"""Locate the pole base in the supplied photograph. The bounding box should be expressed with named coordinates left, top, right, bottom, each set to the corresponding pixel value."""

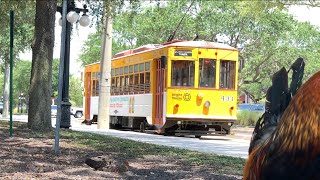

left=60, top=101, right=71, bottom=128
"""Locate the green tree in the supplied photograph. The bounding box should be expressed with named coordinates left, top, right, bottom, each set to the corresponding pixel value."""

left=52, top=58, right=60, bottom=94
left=69, top=75, right=83, bottom=107
left=78, top=0, right=143, bottom=66
left=0, top=1, right=35, bottom=117
left=28, top=0, right=56, bottom=131
left=79, top=0, right=191, bottom=65
left=13, top=60, right=31, bottom=112
left=79, top=0, right=320, bottom=102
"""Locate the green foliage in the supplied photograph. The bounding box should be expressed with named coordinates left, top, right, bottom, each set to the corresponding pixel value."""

left=49, top=59, right=83, bottom=107
left=13, top=59, right=59, bottom=98
left=78, top=32, right=102, bottom=65
left=10, top=59, right=81, bottom=109
left=52, top=58, right=60, bottom=94
left=0, top=1, right=35, bottom=64
left=79, top=0, right=320, bottom=101
left=69, top=75, right=83, bottom=107
left=0, top=73, right=3, bottom=98
left=13, top=60, right=31, bottom=106
left=235, top=111, right=263, bottom=126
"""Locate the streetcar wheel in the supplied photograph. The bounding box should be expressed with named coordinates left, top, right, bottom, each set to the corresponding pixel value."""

left=195, top=135, right=201, bottom=138
left=140, top=122, right=145, bottom=132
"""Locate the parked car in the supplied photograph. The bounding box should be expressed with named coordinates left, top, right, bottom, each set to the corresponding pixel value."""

left=51, top=105, right=57, bottom=117
left=0, top=102, right=3, bottom=114
left=238, top=103, right=265, bottom=112
left=71, top=107, right=83, bottom=118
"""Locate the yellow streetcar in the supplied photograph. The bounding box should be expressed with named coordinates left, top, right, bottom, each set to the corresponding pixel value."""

left=84, top=40, right=238, bottom=137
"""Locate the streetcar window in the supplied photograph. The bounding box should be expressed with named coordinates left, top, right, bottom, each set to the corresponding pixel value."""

left=92, top=79, right=99, bottom=96
left=129, top=65, right=133, bottom=73
left=171, top=60, right=195, bottom=87
left=139, top=73, right=144, bottom=92
left=134, top=64, right=139, bottom=73
left=134, top=74, right=139, bottom=92
left=220, top=60, right=236, bottom=89
left=145, top=72, right=150, bottom=92
left=92, top=80, right=96, bottom=96
left=116, top=77, right=120, bottom=93
left=145, top=62, right=150, bottom=71
left=111, top=77, right=115, bottom=94
left=120, top=76, right=125, bottom=93
left=111, top=69, right=114, bottom=76
left=145, top=72, right=150, bottom=84
left=139, top=63, right=144, bottom=72
left=115, top=68, right=119, bottom=76
left=199, top=59, right=216, bottom=88
left=129, top=74, right=134, bottom=92
left=95, top=80, right=100, bottom=96
left=124, top=66, right=128, bottom=74
left=119, top=67, right=123, bottom=75
left=125, top=75, right=129, bottom=93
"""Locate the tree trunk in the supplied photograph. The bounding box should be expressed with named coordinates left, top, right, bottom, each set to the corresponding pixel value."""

left=28, top=0, right=56, bottom=131
left=2, top=55, right=9, bottom=117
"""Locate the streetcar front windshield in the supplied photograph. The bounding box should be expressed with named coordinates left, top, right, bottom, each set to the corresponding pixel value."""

left=171, top=60, right=195, bottom=87
left=220, top=60, right=236, bottom=89
left=199, top=58, right=216, bottom=88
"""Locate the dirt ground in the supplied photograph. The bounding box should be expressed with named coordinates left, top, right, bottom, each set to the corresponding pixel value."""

left=0, top=125, right=243, bottom=180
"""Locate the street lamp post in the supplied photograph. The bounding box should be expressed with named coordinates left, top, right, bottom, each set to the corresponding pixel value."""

left=57, top=0, right=90, bottom=128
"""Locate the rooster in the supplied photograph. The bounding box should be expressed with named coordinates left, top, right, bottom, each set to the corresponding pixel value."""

left=243, top=58, right=320, bottom=179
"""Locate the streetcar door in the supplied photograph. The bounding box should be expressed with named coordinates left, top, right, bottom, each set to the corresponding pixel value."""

left=84, top=72, right=91, bottom=120
left=155, top=56, right=166, bottom=126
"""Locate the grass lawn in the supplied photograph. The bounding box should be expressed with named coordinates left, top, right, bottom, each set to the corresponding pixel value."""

left=0, top=120, right=245, bottom=179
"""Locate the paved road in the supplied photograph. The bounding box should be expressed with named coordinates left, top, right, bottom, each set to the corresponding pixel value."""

left=2, top=115, right=250, bottom=159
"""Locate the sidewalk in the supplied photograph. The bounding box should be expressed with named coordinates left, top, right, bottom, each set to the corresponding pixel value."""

left=70, top=120, right=249, bottom=159
left=1, top=117, right=250, bottom=158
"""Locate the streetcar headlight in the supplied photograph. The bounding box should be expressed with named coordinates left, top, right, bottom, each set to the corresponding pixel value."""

left=204, top=101, right=210, bottom=108
left=197, top=92, right=204, bottom=99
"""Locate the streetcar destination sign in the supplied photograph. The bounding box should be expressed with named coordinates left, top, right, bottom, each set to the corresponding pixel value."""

left=174, top=50, right=192, bottom=56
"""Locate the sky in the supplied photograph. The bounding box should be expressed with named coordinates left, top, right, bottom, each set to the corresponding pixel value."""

left=19, top=12, right=96, bottom=76
left=18, top=5, right=320, bottom=77
left=288, top=5, right=320, bottom=27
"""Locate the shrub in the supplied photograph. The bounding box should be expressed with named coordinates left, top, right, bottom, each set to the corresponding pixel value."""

left=235, top=111, right=263, bottom=126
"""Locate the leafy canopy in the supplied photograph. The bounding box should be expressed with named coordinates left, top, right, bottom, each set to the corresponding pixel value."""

left=79, top=0, right=320, bottom=103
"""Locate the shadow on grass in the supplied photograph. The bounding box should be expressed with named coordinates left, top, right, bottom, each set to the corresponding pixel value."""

left=0, top=120, right=244, bottom=179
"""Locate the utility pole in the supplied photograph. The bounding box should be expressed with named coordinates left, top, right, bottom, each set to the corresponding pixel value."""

left=97, top=5, right=112, bottom=129
left=9, top=10, right=14, bottom=137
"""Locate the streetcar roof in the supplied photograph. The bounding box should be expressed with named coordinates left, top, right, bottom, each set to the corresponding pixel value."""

left=85, top=40, right=237, bottom=66
left=164, top=40, right=237, bottom=51
left=85, top=62, right=100, bottom=66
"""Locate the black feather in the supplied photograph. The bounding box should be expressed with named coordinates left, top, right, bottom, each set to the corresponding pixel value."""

left=248, top=58, right=305, bottom=154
